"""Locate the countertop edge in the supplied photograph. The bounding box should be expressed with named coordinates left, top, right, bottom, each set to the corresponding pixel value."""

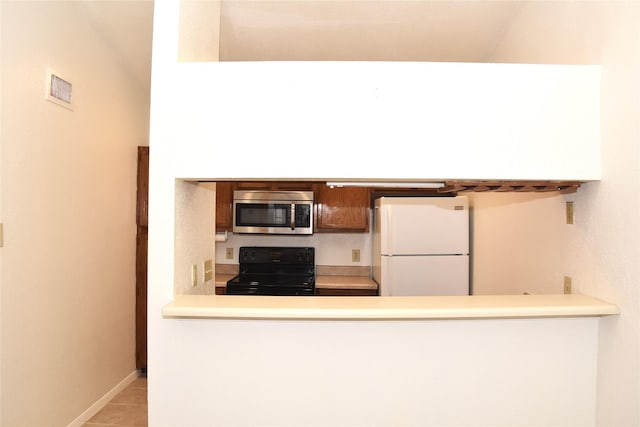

left=161, top=294, right=619, bottom=320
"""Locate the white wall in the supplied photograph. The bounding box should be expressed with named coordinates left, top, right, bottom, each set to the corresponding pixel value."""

left=0, top=2, right=150, bottom=425
left=170, top=61, right=600, bottom=182
left=152, top=316, right=600, bottom=427
left=175, top=181, right=216, bottom=295
left=572, top=22, right=640, bottom=427
left=178, top=0, right=221, bottom=62
left=490, top=3, right=640, bottom=425
left=0, top=3, right=3, bottom=421
left=148, top=1, right=608, bottom=425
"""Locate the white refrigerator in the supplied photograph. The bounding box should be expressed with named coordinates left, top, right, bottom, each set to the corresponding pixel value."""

left=372, top=196, right=470, bottom=296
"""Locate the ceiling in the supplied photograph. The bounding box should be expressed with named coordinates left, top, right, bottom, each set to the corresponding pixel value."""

left=78, top=0, right=605, bottom=95
left=79, top=0, right=155, bottom=94
left=218, top=0, right=523, bottom=62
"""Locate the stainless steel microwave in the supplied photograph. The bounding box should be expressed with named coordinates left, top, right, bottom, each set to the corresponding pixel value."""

left=232, top=190, right=314, bottom=235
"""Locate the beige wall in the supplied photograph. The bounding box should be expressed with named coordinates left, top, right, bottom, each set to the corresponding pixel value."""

left=1, top=2, right=150, bottom=425
left=468, top=192, right=570, bottom=295
left=489, top=2, right=640, bottom=425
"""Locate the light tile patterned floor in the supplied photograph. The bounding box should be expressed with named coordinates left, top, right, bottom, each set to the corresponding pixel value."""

left=84, top=376, right=148, bottom=427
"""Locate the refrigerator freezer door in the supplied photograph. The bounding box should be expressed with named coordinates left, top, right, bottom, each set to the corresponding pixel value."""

left=381, top=255, right=469, bottom=296
left=378, top=196, right=469, bottom=256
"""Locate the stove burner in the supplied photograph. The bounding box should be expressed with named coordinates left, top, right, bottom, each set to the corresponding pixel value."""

left=226, top=247, right=316, bottom=296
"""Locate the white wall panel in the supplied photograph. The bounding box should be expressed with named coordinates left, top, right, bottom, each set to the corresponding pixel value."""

left=170, top=61, right=600, bottom=182
left=150, top=316, right=598, bottom=426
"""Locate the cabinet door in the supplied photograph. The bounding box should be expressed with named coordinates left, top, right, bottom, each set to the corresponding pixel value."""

left=216, top=182, right=233, bottom=231
left=315, top=185, right=371, bottom=232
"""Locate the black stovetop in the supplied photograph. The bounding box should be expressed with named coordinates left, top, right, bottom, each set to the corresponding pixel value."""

left=225, top=247, right=316, bottom=296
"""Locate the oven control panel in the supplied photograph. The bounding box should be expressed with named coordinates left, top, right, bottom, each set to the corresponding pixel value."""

left=239, top=247, right=315, bottom=266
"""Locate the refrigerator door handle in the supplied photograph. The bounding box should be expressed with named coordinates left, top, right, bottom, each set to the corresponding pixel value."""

left=383, top=204, right=392, bottom=255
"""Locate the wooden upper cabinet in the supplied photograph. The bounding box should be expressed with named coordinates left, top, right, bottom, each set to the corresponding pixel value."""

left=215, top=181, right=370, bottom=233
left=216, top=182, right=233, bottom=231
left=315, top=185, right=371, bottom=232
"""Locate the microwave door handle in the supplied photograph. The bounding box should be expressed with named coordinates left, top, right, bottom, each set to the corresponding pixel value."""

left=290, top=203, right=295, bottom=230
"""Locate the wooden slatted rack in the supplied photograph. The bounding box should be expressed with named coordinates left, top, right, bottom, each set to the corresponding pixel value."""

left=439, top=181, right=582, bottom=194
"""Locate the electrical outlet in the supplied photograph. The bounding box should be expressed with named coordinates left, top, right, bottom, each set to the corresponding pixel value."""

left=352, top=249, right=360, bottom=262
left=204, top=259, right=213, bottom=282
left=226, top=247, right=233, bottom=260
left=191, top=264, right=198, bottom=287
left=566, top=201, right=574, bottom=224
left=563, top=276, right=572, bottom=294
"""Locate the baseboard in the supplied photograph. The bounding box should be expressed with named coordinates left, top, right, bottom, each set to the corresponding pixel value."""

left=67, top=369, right=139, bottom=427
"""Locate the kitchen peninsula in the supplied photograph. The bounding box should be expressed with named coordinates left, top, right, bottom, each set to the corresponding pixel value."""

left=162, top=293, right=618, bottom=320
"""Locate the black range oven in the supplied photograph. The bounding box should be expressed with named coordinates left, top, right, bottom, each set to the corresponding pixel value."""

left=225, top=247, right=315, bottom=296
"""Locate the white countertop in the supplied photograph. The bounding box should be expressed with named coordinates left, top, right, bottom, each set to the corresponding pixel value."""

left=162, top=293, right=618, bottom=320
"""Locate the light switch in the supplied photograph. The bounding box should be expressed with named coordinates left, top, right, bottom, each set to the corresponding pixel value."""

left=563, top=276, right=572, bottom=294
left=566, top=202, right=574, bottom=224
left=191, top=264, right=198, bottom=287
left=204, top=259, right=213, bottom=282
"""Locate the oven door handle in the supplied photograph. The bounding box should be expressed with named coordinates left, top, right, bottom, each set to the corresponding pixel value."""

left=290, top=203, right=296, bottom=230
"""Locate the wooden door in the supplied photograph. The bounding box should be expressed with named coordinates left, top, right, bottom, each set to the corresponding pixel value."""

left=136, top=146, right=148, bottom=372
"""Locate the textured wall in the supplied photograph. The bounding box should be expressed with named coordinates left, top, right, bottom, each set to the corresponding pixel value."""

left=1, top=2, right=149, bottom=425
left=490, top=3, right=640, bottom=425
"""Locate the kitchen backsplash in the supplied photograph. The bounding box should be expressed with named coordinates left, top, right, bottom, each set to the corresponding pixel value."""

left=215, top=232, right=372, bottom=267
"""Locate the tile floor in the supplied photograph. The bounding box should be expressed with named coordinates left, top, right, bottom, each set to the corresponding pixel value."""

left=83, top=375, right=148, bottom=427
